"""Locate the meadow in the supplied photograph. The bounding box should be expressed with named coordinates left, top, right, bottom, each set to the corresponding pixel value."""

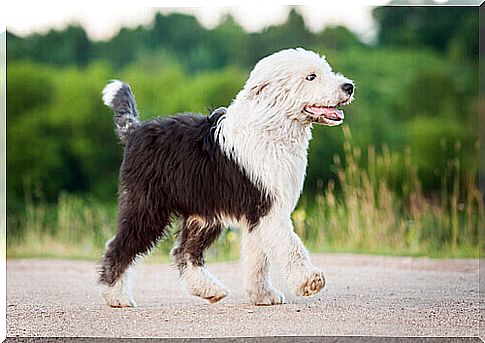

left=7, top=124, right=481, bottom=260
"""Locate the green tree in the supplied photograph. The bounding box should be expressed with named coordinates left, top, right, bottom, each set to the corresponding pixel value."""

left=8, top=25, right=93, bottom=67
left=314, top=26, right=363, bottom=51
left=373, top=6, right=478, bottom=60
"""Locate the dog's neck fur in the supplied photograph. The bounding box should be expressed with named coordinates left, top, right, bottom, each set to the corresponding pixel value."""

left=216, top=98, right=312, bottom=212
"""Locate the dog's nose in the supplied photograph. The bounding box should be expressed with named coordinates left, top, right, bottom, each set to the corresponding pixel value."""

left=341, top=83, right=354, bottom=96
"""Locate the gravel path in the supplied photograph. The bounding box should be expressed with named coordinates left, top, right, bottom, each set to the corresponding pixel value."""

left=6, top=254, right=480, bottom=338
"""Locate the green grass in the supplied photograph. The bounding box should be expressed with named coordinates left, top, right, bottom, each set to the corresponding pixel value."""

left=7, top=126, right=481, bottom=260
left=294, top=126, right=481, bottom=258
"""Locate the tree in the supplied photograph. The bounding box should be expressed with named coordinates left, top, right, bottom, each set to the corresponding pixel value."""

left=315, top=26, right=362, bottom=51
left=247, top=8, right=313, bottom=66
left=373, top=6, right=478, bottom=60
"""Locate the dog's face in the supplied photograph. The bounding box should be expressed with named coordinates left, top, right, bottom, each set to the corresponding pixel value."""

left=242, top=48, right=354, bottom=126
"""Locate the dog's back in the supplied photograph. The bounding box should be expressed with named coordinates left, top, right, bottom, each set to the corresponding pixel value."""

left=120, top=112, right=272, bottom=223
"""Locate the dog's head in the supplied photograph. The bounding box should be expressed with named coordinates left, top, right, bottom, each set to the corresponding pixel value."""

left=240, top=48, right=354, bottom=126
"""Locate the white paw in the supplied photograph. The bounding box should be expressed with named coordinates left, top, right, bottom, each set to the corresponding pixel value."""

left=102, top=287, right=137, bottom=308
left=183, top=264, right=229, bottom=303
left=248, top=288, right=285, bottom=306
left=190, top=282, right=229, bottom=304
left=295, top=270, right=325, bottom=296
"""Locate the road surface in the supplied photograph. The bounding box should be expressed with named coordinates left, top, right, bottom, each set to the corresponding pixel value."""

left=6, top=254, right=480, bottom=338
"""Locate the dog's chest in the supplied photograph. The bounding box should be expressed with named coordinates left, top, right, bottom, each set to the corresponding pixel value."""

left=230, top=130, right=309, bottom=212
left=266, top=147, right=308, bottom=211
left=218, top=112, right=312, bottom=212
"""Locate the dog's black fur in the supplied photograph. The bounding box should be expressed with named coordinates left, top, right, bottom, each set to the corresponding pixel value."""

left=99, top=87, right=273, bottom=286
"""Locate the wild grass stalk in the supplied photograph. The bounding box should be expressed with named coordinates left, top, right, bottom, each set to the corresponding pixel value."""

left=294, top=126, right=481, bottom=257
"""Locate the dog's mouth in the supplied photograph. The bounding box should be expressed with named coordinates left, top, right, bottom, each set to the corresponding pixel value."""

left=303, top=105, right=345, bottom=126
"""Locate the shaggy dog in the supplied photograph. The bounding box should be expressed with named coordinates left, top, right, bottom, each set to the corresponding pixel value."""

left=99, top=48, right=354, bottom=307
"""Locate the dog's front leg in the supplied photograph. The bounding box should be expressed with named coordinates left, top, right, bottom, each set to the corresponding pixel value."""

left=242, top=228, right=285, bottom=305
left=258, top=212, right=326, bottom=297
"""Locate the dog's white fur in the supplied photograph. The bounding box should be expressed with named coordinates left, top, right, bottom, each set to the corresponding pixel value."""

left=102, top=48, right=353, bottom=306
left=215, top=48, right=352, bottom=304
left=182, top=261, right=229, bottom=303
left=102, top=264, right=137, bottom=307
left=102, top=80, right=124, bottom=107
left=172, top=216, right=229, bottom=302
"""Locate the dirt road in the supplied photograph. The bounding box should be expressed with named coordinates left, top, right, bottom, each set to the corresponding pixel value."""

left=6, top=254, right=480, bottom=338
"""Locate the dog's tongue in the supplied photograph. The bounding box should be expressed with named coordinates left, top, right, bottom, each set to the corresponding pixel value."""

left=307, top=106, right=344, bottom=121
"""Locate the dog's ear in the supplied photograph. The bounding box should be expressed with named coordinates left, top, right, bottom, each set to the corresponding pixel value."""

left=247, top=81, right=270, bottom=100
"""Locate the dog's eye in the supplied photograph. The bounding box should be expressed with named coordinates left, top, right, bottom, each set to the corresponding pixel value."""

left=305, top=73, right=317, bottom=81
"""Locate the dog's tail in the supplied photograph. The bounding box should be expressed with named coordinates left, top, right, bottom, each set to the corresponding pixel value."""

left=102, top=80, right=140, bottom=144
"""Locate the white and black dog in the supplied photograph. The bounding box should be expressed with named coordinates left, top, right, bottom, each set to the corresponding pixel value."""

left=99, top=48, right=354, bottom=307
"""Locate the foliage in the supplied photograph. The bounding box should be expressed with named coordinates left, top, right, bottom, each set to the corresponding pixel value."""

left=9, top=7, right=477, bottom=71
left=8, top=25, right=93, bottom=67
left=372, top=6, right=478, bottom=60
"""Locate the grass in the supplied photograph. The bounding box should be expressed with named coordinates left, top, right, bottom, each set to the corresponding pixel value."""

left=294, top=126, right=481, bottom=258
left=7, top=193, right=241, bottom=262
left=7, top=126, right=482, bottom=260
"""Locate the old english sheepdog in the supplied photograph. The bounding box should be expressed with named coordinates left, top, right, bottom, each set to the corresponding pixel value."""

left=99, top=48, right=354, bottom=307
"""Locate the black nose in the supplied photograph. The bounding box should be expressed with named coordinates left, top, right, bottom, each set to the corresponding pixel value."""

left=341, top=83, right=354, bottom=96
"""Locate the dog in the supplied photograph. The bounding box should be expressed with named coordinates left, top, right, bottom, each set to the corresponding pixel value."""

left=99, top=48, right=354, bottom=307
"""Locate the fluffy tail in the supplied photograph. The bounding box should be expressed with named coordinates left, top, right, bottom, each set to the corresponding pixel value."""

left=102, top=80, right=140, bottom=144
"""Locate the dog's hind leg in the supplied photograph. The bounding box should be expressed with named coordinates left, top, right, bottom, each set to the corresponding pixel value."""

left=99, top=193, right=170, bottom=308
left=171, top=216, right=228, bottom=303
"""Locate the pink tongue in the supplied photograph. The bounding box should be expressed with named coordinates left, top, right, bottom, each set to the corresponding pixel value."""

left=310, top=106, right=344, bottom=120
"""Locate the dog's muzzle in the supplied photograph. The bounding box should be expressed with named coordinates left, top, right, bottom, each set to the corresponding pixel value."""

left=303, top=105, right=345, bottom=126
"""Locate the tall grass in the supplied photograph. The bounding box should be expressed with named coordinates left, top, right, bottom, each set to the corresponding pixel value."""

left=8, top=193, right=116, bottom=259
left=7, top=193, right=240, bottom=261
left=7, top=126, right=482, bottom=259
left=294, top=126, right=481, bottom=257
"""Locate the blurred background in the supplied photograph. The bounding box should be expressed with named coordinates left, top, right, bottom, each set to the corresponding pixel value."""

left=6, top=5, right=481, bottom=260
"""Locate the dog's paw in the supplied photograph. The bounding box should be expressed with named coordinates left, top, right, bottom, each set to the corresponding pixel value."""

left=203, top=292, right=228, bottom=304
left=191, top=283, right=229, bottom=304
left=248, top=288, right=285, bottom=306
left=183, top=264, right=229, bottom=304
left=102, top=287, right=137, bottom=308
left=295, top=270, right=326, bottom=297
